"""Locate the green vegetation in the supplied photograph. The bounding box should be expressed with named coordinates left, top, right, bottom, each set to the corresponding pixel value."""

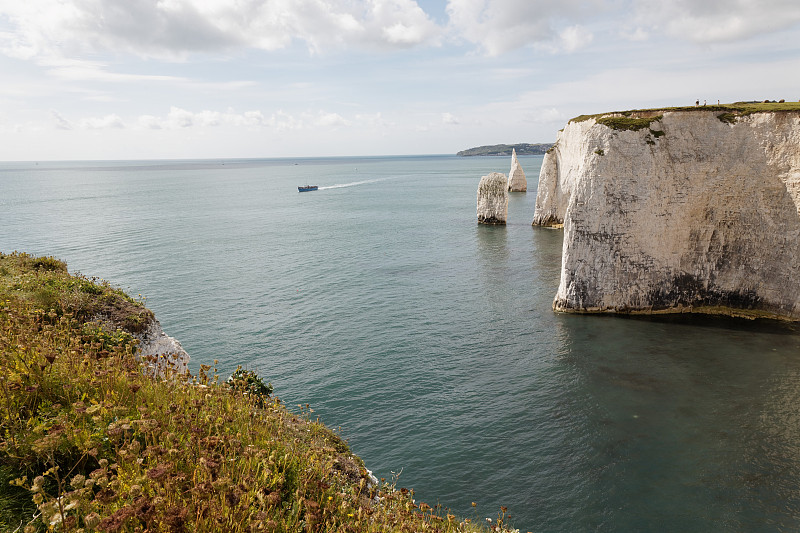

left=0, top=252, right=512, bottom=533
left=570, top=101, right=800, bottom=129
left=596, top=115, right=663, bottom=132
left=594, top=148, right=605, bottom=156
left=457, top=143, right=552, bottom=156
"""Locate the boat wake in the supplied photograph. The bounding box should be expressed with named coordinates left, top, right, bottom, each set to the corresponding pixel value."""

left=318, top=176, right=397, bottom=190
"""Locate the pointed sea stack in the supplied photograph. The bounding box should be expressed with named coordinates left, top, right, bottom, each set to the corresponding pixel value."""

left=477, top=172, right=508, bottom=224
left=507, top=148, right=527, bottom=192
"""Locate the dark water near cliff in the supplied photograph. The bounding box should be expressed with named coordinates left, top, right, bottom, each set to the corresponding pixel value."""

left=2, top=155, right=800, bottom=531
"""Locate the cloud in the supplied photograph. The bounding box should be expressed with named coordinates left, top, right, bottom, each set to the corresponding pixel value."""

left=39, top=57, right=187, bottom=83
left=315, top=112, right=350, bottom=128
left=50, top=110, right=125, bottom=130
left=0, top=0, right=443, bottom=60
left=441, top=112, right=459, bottom=125
left=445, top=0, right=603, bottom=55
left=557, top=25, right=594, bottom=53
left=631, top=0, right=800, bottom=43
left=50, top=110, right=72, bottom=130
left=138, top=107, right=259, bottom=130
left=443, top=0, right=800, bottom=55
left=78, top=114, right=125, bottom=129
left=2, top=0, right=799, bottom=65
left=355, top=112, right=395, bottom=128
left=128, top=107, right=365, bottom=132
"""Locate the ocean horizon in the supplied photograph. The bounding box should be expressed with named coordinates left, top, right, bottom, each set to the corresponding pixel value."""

left=3, top=154, right=800, bottom=531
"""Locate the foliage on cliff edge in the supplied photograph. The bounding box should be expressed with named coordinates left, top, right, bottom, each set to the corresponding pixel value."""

left=569, top=101, right=800, bottom=127
left=0, top=253, right=511, bottom=533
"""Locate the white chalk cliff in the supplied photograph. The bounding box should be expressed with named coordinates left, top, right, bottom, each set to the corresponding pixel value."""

left=477, top=172, right=509, bottom=224
left=533, top=109, right=800, bottom=320
left=135, top=319, right=190, bottom=375
left=508, top=148, right=527, bottom=192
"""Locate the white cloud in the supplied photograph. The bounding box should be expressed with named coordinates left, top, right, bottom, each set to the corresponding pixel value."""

left=50, top=110, right=72, bottom=130
left=39, top=57, right=187, bottom=83
left=126, top=107, right=366, bottom=132
left=443, top=0, right=800, bottom=55
left=315, top=112, right=350, bottom=128
left=50, top=110, right=125, bottom=130
left=632, top=0, right=800, bottom=43
left=138, top=115, right=163, bottom=130
left=445, top=0, right=602, bottom=55
left=78, top=114, right=125, bottom=129
left=530, top=107, right=564, bottom=124
left=0, top=0, right=443, bottom=60
left=355, top=112, right=396, bottom=128
left=2, top=0, right=799, bottom=64
left=620, top=27, right=649, bottom=42
left=557, top=25, right=593, bottom=53
left=441, top=112, right=459, bottom=125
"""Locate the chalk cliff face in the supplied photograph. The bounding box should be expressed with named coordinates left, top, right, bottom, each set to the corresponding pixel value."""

left=477, top=172, right=509, bottom=224
left=533, top=110, right=800, bottom=320
left=135, top=319, right=190, bottom=375
left=508, top=148, right=527, bottom=192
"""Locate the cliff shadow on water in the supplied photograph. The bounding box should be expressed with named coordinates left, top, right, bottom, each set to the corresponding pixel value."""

left=548, top=310, right=800, bottom=531
left=535, top=105, right=800, bottom=322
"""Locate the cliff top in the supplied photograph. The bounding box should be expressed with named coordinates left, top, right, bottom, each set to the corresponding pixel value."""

left=570, top=101, right=800, bottom=129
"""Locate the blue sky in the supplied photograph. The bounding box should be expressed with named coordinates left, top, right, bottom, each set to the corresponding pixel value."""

left=1, top=0, right=799, bottom=160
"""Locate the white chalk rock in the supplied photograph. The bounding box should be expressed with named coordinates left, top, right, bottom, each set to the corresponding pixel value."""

left=477, top=172, right=508, bottom=224
left=507, top=148, right=527, bottom=192
left=534, top=109, right=800, bottom=320
left=135, top=319, right=190, bottom=375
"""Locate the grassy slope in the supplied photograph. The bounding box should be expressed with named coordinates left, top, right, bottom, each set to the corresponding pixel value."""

left=0, top=253, right=508, bottom=533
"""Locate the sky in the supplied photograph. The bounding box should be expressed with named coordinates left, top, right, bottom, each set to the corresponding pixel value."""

left=1, top=0, right=799, bottom=160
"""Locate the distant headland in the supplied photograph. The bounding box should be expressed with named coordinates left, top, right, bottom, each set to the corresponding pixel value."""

left=457, top=143, right=553, bottom=156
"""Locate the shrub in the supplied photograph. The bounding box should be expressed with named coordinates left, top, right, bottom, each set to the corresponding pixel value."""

left=597, top=115, right=663, bottom=131
left=226, top=366, right=274, bottom=406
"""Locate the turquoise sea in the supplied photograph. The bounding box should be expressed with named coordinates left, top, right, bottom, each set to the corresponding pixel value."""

left=2, top=155, right=800, bottom=531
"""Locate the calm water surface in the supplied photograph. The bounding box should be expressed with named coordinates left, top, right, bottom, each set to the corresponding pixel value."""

left=2, top=155, right=800, bottom=531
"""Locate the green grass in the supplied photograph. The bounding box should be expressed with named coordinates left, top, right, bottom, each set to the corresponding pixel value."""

left=570, top=101, right=800, bottom=130
left=0, top=253, right=509, bottom=533
left=596, top=115, right=663, bottom=132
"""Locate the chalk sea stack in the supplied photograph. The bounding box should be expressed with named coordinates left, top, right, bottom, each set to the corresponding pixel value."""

left=477, top=172, right=508, bottom=224
left=534, top=105, right=800, bottom=321
left=507, top=148, right=527, bottom=192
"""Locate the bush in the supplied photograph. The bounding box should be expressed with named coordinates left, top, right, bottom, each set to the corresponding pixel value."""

left=226, top=366, right=274, bottom=406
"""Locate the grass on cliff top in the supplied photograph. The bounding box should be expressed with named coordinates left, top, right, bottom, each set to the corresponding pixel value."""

left=0, top=253, right=153, bottom=334
left=0, top=252, right=511, bottom=533
left=570, top=101, right=800, bottom=129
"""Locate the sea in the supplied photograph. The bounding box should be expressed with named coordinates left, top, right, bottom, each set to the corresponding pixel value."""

left=2, top=155, right=800, bottom=532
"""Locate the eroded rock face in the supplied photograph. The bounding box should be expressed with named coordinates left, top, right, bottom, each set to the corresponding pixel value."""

left=135, top=319, right=190, bottom=375
left=477, top=172, right=508, bottom=224
left=508, top=148, right=527, bottom=192
left=534, top=110, right=800, bottom=320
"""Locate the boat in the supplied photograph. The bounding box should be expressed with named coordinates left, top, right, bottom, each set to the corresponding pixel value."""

left=298, top=185, right=318, bottom=192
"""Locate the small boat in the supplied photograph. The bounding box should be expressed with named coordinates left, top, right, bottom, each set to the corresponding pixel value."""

left=298, top=185, right=318, bottom=192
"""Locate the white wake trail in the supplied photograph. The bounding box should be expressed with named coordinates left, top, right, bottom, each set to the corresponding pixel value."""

left=317, top=176, right=397, bottom=190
